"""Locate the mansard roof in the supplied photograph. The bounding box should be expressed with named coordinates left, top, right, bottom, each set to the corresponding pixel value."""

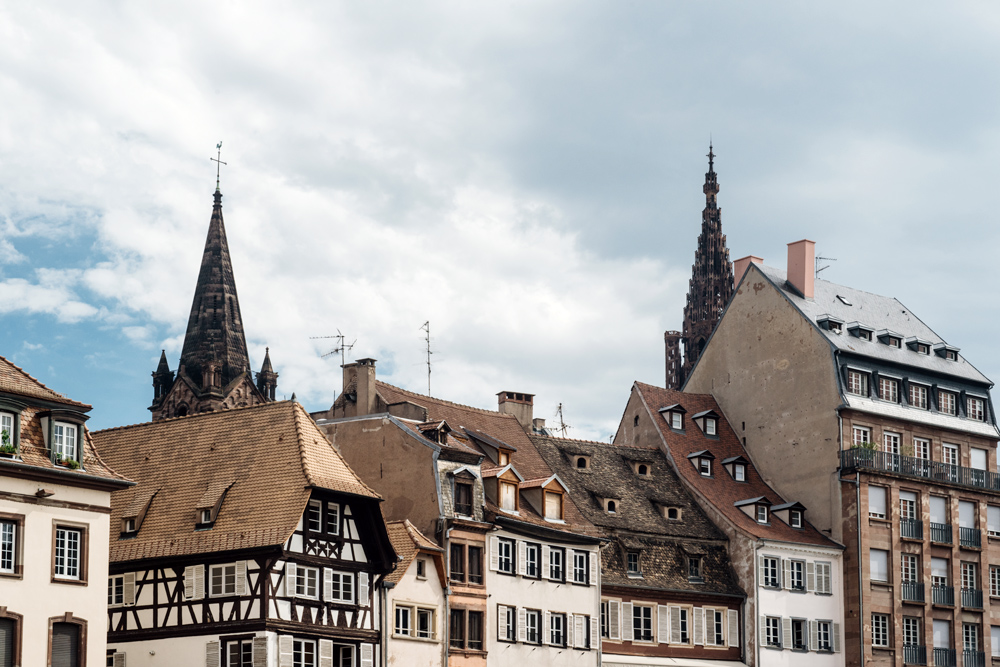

left=94, top=400, right=382, bottom=563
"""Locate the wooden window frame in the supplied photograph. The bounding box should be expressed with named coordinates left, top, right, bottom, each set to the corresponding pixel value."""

left=543, top=490, right=564, bottom=522
left=0, top=607, right=22, bottom=667
left=47, top=612, right=87, bottom=667
left=209, top=563, right=238, bottom=597
left=51, top=521, right=89, bottom=586
left=0, top=512, right=24, bottom=579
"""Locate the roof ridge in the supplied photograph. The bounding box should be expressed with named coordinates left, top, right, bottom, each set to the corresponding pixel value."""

left=0, top=354, right=89, bottom=407
left=92, top=399, right=295, bottom=434
left=531, top=434, right=659, bottom=450
left=378, top=381, right=517, bottom=420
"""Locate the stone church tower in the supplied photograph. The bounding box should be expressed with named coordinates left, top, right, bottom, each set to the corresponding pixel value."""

left=150, top=186, right=277, bottom=420
left=665, top=145, right=734, bottom=389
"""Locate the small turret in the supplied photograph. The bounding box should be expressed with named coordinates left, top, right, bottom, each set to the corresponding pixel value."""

left=256, top=347, right=278, bottom=401
left=151, top=350, right=175, bottom=407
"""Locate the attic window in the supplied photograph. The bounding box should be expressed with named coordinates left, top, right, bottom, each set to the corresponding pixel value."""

left=733, top=463, right=746, bottom=481
left=885, top=337, right=901, bottom=348
left=705, top=418, right=717, bottom=436
left=859, top=330, right=872, bottom=341
left=626, top=551, right=641, bottom=576
left=605, top=499, right=618, bottom=514
left=699, top=459, right=711, bottom=476
left=499, top=451, right=510, bottom=466
left=664, top=507, right=681, bottom=521
left=632, top=462, right=651, bottom=478
left=756, top=505, right=769, bottom=524
left=659, top=405, right=686, bottom=431
left=123, top=518, right=136, bottom=533
left=200, top=509, right=212, bottom=524
left=455, top=482, right=473, bottom=517
left=671, top=413, right=682, bottom=429
left=829, top=321, right=842, bottom=333
left=916, top=343, right=930, bottom=355
left=633, top=415, right=639, bottom=427
left=575, top=456, right=590, bottom=470
left=416, top=559, right=427, bottom=579
left=946, top=350, right=958, bottom=361
left=789, top=510, right=803, bottom=529
left=688, top=557, right=703, bottom=582
left=500, top=481, right=518, bottom=512
left=544, top=491, right=564, bottom=521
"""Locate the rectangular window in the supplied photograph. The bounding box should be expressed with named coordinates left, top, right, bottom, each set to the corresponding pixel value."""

left=959, top=500, right=975, bottom=528
left=964, top=623, right=979, bottom=651
left=450, top=544, right=465, bottom=582
left=549, top=547, right=565, bottom=581
left=678, top=607, right=689, bottom=643
left=497, top=539, right=514, bottom=574
left=817, top=621, right=832, bottom=651
left=930, top=496, right=948, bottom=524
left=395, top=605, right=412, bottom=636
left=913, top=437, right=930, bottom=460
left=962, top=561, right=979, bottom=590
left=872, top=613, right=889, bottom=647
left=939, top=390, right=957, bottom=415
left=699, top=458, right=712, bottom=476
left=705, top=418, right=717, bottom=435
left=870, top=548, right=889, bottom=582
left=524, top=543, right=540, bottom=578
left=971, top=448, right=988, bottom=471
left=909, top=384, right=929, bottom=409
left=900, top=491, right=917, bottom=520
left=791, top=618, right=806, bottom=650
left=53, top=526, right=81, bottom=580
left=292, top=639, right=316, bottom=667
left=600, top=601, right=609, bottom=639
left=449, top=609, right=466, bottom=649
left=993, top=626, right=1000, bottom=657
left=108, top=574, right=124, bottom=606
left=756, top=505, right=768, bottom=524
left=734, top=463, right=746, bottom=481
left=689, top=557, right=703, bottom=581
left=52, top=422, right=77, bottom=461
left=326, top=502, right=340, bottom=535
left=852, top=425, right=872, bottom=447
left=226, top=639, right=253, bottom=667
left=468, top=546, right=483, bottom=584
left=467, top=611, right=483, bottom=650
left=572, top=551, right=588, bottom=584
left=879, top=377, right=899, bottom=403
left=943, top=444, right=959, bottom=466
left=0, top=520, right=16, bottom=573
left=329, top=571, right=353, bottom=603
left=294, top=566, right=318, bottom=599
left=847, top=370, right=869, bottom=396
left=789, top=560, right=804, bottom=590
left=0, top=412, right=14, bottom=451
left=500, top=482, right=517, bottom=512
left=671, top=412, right=682, bottom=429
left=627, top=551, right=640, bottom=575
left=869, top=485, right=887, bottom=519
left=307, top=500, right=322, bottom=532
left=454, top=482, right=473, bottom=517
left=550, top=612, right=566, bottom=646
left=765, top=616, right=780, bottom=647
left=904, top=617, right=921, bottom=647
left=991, top=566, right=1000, bottom=597
left=418, top=608, right=434, bottom=639
left=883, top=431, right=901, bottom=455
left=931, top=557, right=949, bottom=588
left=762, top=556, right=780, bottom=588
left=968, top=397, right=985, bottom=421
left=901, top=554, right=918, bottom=583
left=632, top=605, right=653, bottom=642
left=815, top=561, right=833, bottom=594
left=525, top=609, right=540, bottom=644
left=544, top=491, right=563, bottom=520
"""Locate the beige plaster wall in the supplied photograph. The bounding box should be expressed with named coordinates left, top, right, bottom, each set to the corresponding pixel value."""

left=387, top=556, right=446, bottom=667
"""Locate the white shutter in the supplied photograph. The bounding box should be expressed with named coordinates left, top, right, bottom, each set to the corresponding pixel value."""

left=576, top=615, right=586, bottom=648
left=517, top=607, right=527, bottom=642
left=591, top=614, right=599, bottom=648
left=608, top=600, right=621, bottom=640
left=759, top=616, right=767, bottom=648
left=782, top=617, right=792, bottom=649
left=252, top=636, right=267, bottom=667
left=323, top=568, right=333, bottom=601
left=622, top=602, right=633, bottom=642
left=670, top=606, right=681, bottom=644
left=124, top=572, right=136, bottom=605
left=782, top=559, right=791, bottom=589
left=693, top=607, right=704, bottom=646
left=490, top=536, right=499, bottom=571
left=543, top=611, right=552, bottom=644
left=319, top=639, right=334, bottom=667
left=657, top=605, right=670, bottom=644
left=806, top=562, right=816, bottom=592
left=498, top=605, right=509, bottom=641
left=359, top=572, right=370, bottom=605
left=727, top=609, right=739, bottom=647
left=832, top=623, right=841, bottom=652
left=236, top=561, right=247, bottom=596
left=589, top=551, right=597, bottom=586
left=542, top=545, right=550, bottom=577
left=758, top=556, right=766, bottom=586
left=567, top=614, right=575, bottom=648
left=517, top=541, right=526, bottom=576
left=184, top=566, right=195, bottom=599
left=809, top=620, right=818, bottom=651
left=278, top=636, right=294, bottom=667
left=704, top=608, right=715, bottom=646
left=206, top=640, right=221, bottom=667
left=194, top=564, right=205, bottom=600
left=823, top=565, right=833, bottom=594
left=286, top=563, right=297, bottom=598
left=113, top=653, right=126, bottom=667
left=360, top=643, right=374, bottom=667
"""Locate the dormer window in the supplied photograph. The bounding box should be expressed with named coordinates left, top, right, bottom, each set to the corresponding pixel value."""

left=626, top=551, right=641, bottom=576
left=637, top=464, right=649, bottom=476
left=499, top=451, right=510, bottom=466
left=688, top=557, right=703, bottom=582
left=888, top=338, right=900, bottom=348
left=722, top=456, right=749, bottom=482
left=0, top=410, right=18, bottom=457
left=733, top=464, right=746, bottom=481
left=846, top=369, right=869, bottom=396
left=705, top=418, right=716, bottom=435
left=933, top=343, right=960, bottom=361
left=859, top=330, right=872, bottom=341
left=52, top=421, right=79, bottom=465
left=938, top=390, right=957, bottom=416
left=908, top=383, right=929, bottom=410
left=575, top=456, right=590, bottom=470
left=917, top=344, right=929, bottom=354
left=756, top=505, right=768, bottom=523
left=691, top=410, right=720, bottom=437
left=123, top=518, right=136, bottom=533
left=544, top=491, right=563, bottom=521
left=735, top=496, right=772, bottom=524
left=968, top=397, right=986, bottom=422
left=877, top=330, right=903, bottom=348
left=789, top=510, right=803, bottom=528
left=946, top=350, right=958, bottom=361
left=818, top=315, right=844, bottom=334
left=772, top=501, right=806, bottom=529
left=455, top=482, right=473, bottom=517
left=659, top=404, right=686, bottom=431
left=499, top=481, right=518, bottom=512
left=699, top=459, right=711, bottom=476
left=201, top=509, right=212, bottom=524
left=878, top=377, right=899, bottom=403
left=664, top=507, right=682, bottom=521
left=604, top=498, right=618, bottom=514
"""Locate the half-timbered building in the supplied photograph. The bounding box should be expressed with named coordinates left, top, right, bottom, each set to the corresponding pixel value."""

left=93, top=400, right=395, bottom=667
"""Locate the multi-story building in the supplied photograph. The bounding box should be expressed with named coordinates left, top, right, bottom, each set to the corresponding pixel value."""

left=685, top=243, right=1000, bottom=666
left=616, top=382, right=846, bottom=667
left=530, top=433, right=748, bottom=665
left=384, top=520, right=447, bottom=667
left=94, top=400, right=396, bottom=666
left=0, top=355, right=131, bottom=667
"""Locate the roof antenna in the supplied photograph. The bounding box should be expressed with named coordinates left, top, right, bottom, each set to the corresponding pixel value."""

left=816, top=254, right=837, bottom=277
left=421, top=321, right=433, bottom=395
left=310, top=331, right=356, bottom=395
left=210, top=141, right=227, bottom=192
left=555, top=403, right=572, bottom=437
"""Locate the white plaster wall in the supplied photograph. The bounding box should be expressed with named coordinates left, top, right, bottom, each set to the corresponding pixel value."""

left=757, top=543, right=845, bottom=667
left=0, top=476, right=111, bottom=667
left=386, top=556, right=445, bottom=666
left=107, top=633, right=273, bottom=666
left=486, top=530, right=601, bottom=667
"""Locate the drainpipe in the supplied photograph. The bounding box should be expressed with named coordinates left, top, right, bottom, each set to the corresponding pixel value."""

left=838, top=414, right=863, bottom=666
left=443, top=520, right=454, bottom=667
left=381, top=580, right=394, bottom=667
left=755, top=539, right=763, bottom=667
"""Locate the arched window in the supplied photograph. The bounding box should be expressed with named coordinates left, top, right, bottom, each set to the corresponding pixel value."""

left=638, top=464, right=648, bottom=476
left=576, top=457, right=588, bottom=469
left=607, top=500, right=616, bottom=514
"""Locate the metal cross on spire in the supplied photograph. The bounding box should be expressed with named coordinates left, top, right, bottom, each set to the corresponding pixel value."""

left=210, top=141, right=227, bottom=191
left=707, top=140, right=715, bottom=172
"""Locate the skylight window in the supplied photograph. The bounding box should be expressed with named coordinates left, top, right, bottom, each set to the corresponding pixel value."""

left=837, top=295, right=852, bottom=306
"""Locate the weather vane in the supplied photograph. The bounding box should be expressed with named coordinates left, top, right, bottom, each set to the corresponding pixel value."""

left=210, top=141, right=227, bottom=191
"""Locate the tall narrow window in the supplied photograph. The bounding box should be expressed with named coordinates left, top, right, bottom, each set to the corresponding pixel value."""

left=903, top=617, right=921, bottom=648
left=0, top=520, right=16, bottom=573
left=909, top=384, right=929, bottom=409
left=968, top=397, right=986, bottom=421
left=544, top=492, right=563, bottom=521
left=524, top=543, right=539, bottom=578
left=52, top=423, right=77, bottom=462
left=869, top=486, right=887, bottom=519
left=870, top=549, right=889, bottom=582
left=499, top=482, right=517, bottom=512
left=872, top=613, right=889, bottom=647
left=852, top=426, right=872, bottom=447
left=879, top=378, right=899, bottom=403
left=449, top=610, right=466, bottom=649
left=54, top=527, right=81, bottom=580
left=467, top=611, right=483, bottom=650
left=913, top=438, right=930, bottom=460
left=454, top=482, right=473, bottom=517
left=847, top=370, right=869, bottom=396
left=943, top=444, right=959, bottom=466
left=900, top=491, right=917, bottom=521
left=449, top=544, right=465, bottom=583
left=883, top=432, right=901, bottom=455
left=51, top=622, right=80, bottom=667
left=901, top=554, right=918, bottom=583
left=939, top=391, right=957, bottom=416
left=468, top=546, right=483, bottom=584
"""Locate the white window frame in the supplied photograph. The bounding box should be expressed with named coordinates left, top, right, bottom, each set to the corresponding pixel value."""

left=872, top=613, right=889, bottom=647
left=417, top=607, right=435, bottom=640
left=879, top=377, right=899, bottom=403
left=52, top=421, right=77, bottom=462
left=789, top=510, right=803, bottom=528
left=292, top=639, right=317, bottom=667
left=705, top=418, right=717, bottom=435
left=869, top=485, right=887, bottom=519
left=0, top=412, right=14, bottom=452
left=943, top=444, right=959, bottom=466
left=326, top=502, right=341, bottom=536
left=108, top=574, right=125, bottom=606
left=550, top=612, right=566, bottom=646
left=817, top=621, right=833, bottom=651
left=626, top=551, right=640, bottom=576
left=870, top=549, right=889, bottom=583
left=762, top=556, right=780, bottom=588
left=909, top=384, right=929, bottom=409
left=991, top=566, right=1000, bottom=597
left=939, top=390, right=957, bottom=416
left=852, top=425, right=872, bottom=447
left=632, top=604, right=653, bottom=642
left=699, top=458, right=712, bottom=476
left=734, top=463, right=746, bottom=481
left=53, top=526, right=81, bottom=580
left=294, top=565, right=319, bottom=599
left=904, top=617, right=921, bottom=647
left=671, top=412, right=683, bottom=429
left=962, top=561, right=979, bottom=590
left=964, top=623, right=979, bottom=652
left=395, top=604, right=413, bottom=637
left=756, top=505, right=768, bottom=524
left=968, top=397, right=986, bottom=421
left=328, top=570, right=354, bottom=603
left=901, top=554, right=918, bottom=583
left=572, top=550, right=588, bottom=584
left=525, top=609, right=541, bottom=644
left=883, top=431, right=901, bottom=455
left=814, top=561, right=832, bottom=594
left=306, top=500, right=322, bottom=532
left=210, top=563, right=238, bottom=597
left=524, top=543, right=540, bottom=578
left=847, top=370, right=869, bottom=396
left=789, top=560, right=805, bottom=590
left=0, top=520, right=15, bottom=573
left=913, top=437, right=930, bottom=460
left=497, top=538, right=514, bottom=574
left=549, top=546, right=565, bottom=581
left=765, top=616, right=780, bottom=647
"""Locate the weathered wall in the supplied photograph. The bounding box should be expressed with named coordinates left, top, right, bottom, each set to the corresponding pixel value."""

left=685, top=266, right=844, bottom=539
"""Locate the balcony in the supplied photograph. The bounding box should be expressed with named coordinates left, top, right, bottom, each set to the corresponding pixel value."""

left=930, top=522, right=952, bottom=545
left=959, top=527, right=981, bottom=549
left=931, top=584, right=954, bottom=606
left=903, top=644, right=926, bottom=665
left=841, top=449, right=1000, bottom=493
left=932, top=648, right=955, bottom=667
left=902, top=582, right=925, bottom=603
left=961, top=587, right=983, bottom=609
left=963, top=650, right=985, bottom=667
left=901, top=518, right=924, bottom=540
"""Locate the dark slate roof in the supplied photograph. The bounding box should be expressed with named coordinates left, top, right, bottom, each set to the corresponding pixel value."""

left=601, top=535, right=742, bottom=597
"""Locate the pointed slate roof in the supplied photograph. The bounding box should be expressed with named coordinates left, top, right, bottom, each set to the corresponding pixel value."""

left=178, top=190, right=250, bottom=389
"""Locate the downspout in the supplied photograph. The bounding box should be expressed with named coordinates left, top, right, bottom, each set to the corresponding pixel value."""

left=443, top=520, right=454, bottom=667
left=838, top=413, right=863, bottom=666
left=381, top=580, right=394, bottom=667
left=754, top=540, right=763, bottom=667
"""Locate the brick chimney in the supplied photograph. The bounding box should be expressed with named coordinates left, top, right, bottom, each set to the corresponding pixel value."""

left=786, top=240, right=815, bottom=299
left=342, top=358, right=378, bottom=417
left=733, top=255, right=763, bottom=282
left=498, top=391, right=534, bottom=432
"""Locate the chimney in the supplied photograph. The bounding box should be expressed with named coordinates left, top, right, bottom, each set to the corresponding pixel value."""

left=342, top=358, right=378, bottom=417
left=786, top=240, right=815, bottom=299
left=733, top=255, right=764, bottom=283
left=497, top=391, right=534, bottom=432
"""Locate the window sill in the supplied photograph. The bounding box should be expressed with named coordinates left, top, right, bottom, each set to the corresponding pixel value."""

left=393, top=634, right=439, bottom=643
left=0, top=570, right=22, bottom=580
left=871, top=580, right=892, bottom=589
left=51, top=576, right=87, bottom=586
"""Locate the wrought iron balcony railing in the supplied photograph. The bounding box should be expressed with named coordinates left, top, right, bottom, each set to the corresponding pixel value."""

left=930, top=522, right=952, bottom=544
left=932, top=647, right=955, bottom=667
left=931, top=584, right=954, bottom=606
left=962, top=650, right=984, bottom=667
left=961, top=587, right=983, bottom=609
left=841, top=449, right=1000, bottom=493
left=901, top=518, right=924, bottom=539
left=902, top=581, right=925, bottom=603
left=902, top=644, right=926, bottom=665
left=959, top=526, right=981, bottom=548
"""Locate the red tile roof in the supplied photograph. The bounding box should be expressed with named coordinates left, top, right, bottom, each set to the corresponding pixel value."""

left=385, top=519, right=443, bottom=586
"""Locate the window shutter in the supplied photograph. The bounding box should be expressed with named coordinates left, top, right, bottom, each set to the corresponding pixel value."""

left=113, top=653, right=126, bottom=667
left=490, top=536, right=499, bottom=571
left=517, top=607, right=526, bottom=642
left=323, top=568, right=332, bottom=601
left=576, top=615, right=586, bottom=648
left=498, top=605, right=508, bottom=641
left=657, top=605, right=670, bottom=644
left=693, top=607, right=704, bottom=646
left=360, top=643, right=374, bottom=667
left=252, top=636, right=267, bottom=667
left=704, top=608, right=714, bottom=646
left=758, top=556, right=766, bottom=586
left=809, top=621, right=818, bottom=651
left=589, top=551, right=597, bottom=586
left=759, top=616, right=767, bottom=648
left=621, top=603, right=633, bottom=642
left=591, top=614, right=599, bottom=648
left=782, top=617, right=792, bottom=649
left=517, top=541, right=526, bottom=576
left=541, top=545, right=550, bottom=576
left=286, top=562, right=297, bottom=598
left=670, top=606, right=681, bottom=644
left=236, top=560, right=247, bottom=596
left=832, top=623, right=841, bottom=652
left=727, top=609, right=739, bottom=647
left=806, top=562, right=816, bottom=592
left=567, top=614, right=575, bottom=648
left=359, top=572, right=370, bottom=606
left=278, top=636, right=294, bottom=667
left=194, top=564, right=205, bottom=600
left=823, top=565, right=833, bottom=594
left=183, top=566, right=195, bottom=599
left=124, top=572, right=136, bottom=605
left=206, top=641, right=221, bottom=667
left=608, top=600, right=620, bottom=641
left=319, top=639, right=334, bottom=667
left=543, top=611, right=552, bottom=644
left=782, top=559, right=791, bottom=589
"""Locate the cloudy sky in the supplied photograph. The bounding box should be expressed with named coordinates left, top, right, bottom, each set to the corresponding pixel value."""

left=2, top=2, right=998, bottom=438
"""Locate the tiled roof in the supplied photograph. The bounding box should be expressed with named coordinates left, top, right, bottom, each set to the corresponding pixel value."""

left=0, top=355, right=90, bottom=408
left=602, top=535, right=742, bottom=596
left=385, top=519, right=442, bottom=586
left=93, top=401, right=380, bottom=563
left=633, top=382, right=839, bottom=548
left=754, top=264, right=991, bottom=385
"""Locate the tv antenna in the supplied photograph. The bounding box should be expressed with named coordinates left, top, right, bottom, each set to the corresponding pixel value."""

left=421, top=321, right=433, bottom=395
left=555, top=403, right=572, bottom=437
left=816, top=254, right=837, bottom=277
